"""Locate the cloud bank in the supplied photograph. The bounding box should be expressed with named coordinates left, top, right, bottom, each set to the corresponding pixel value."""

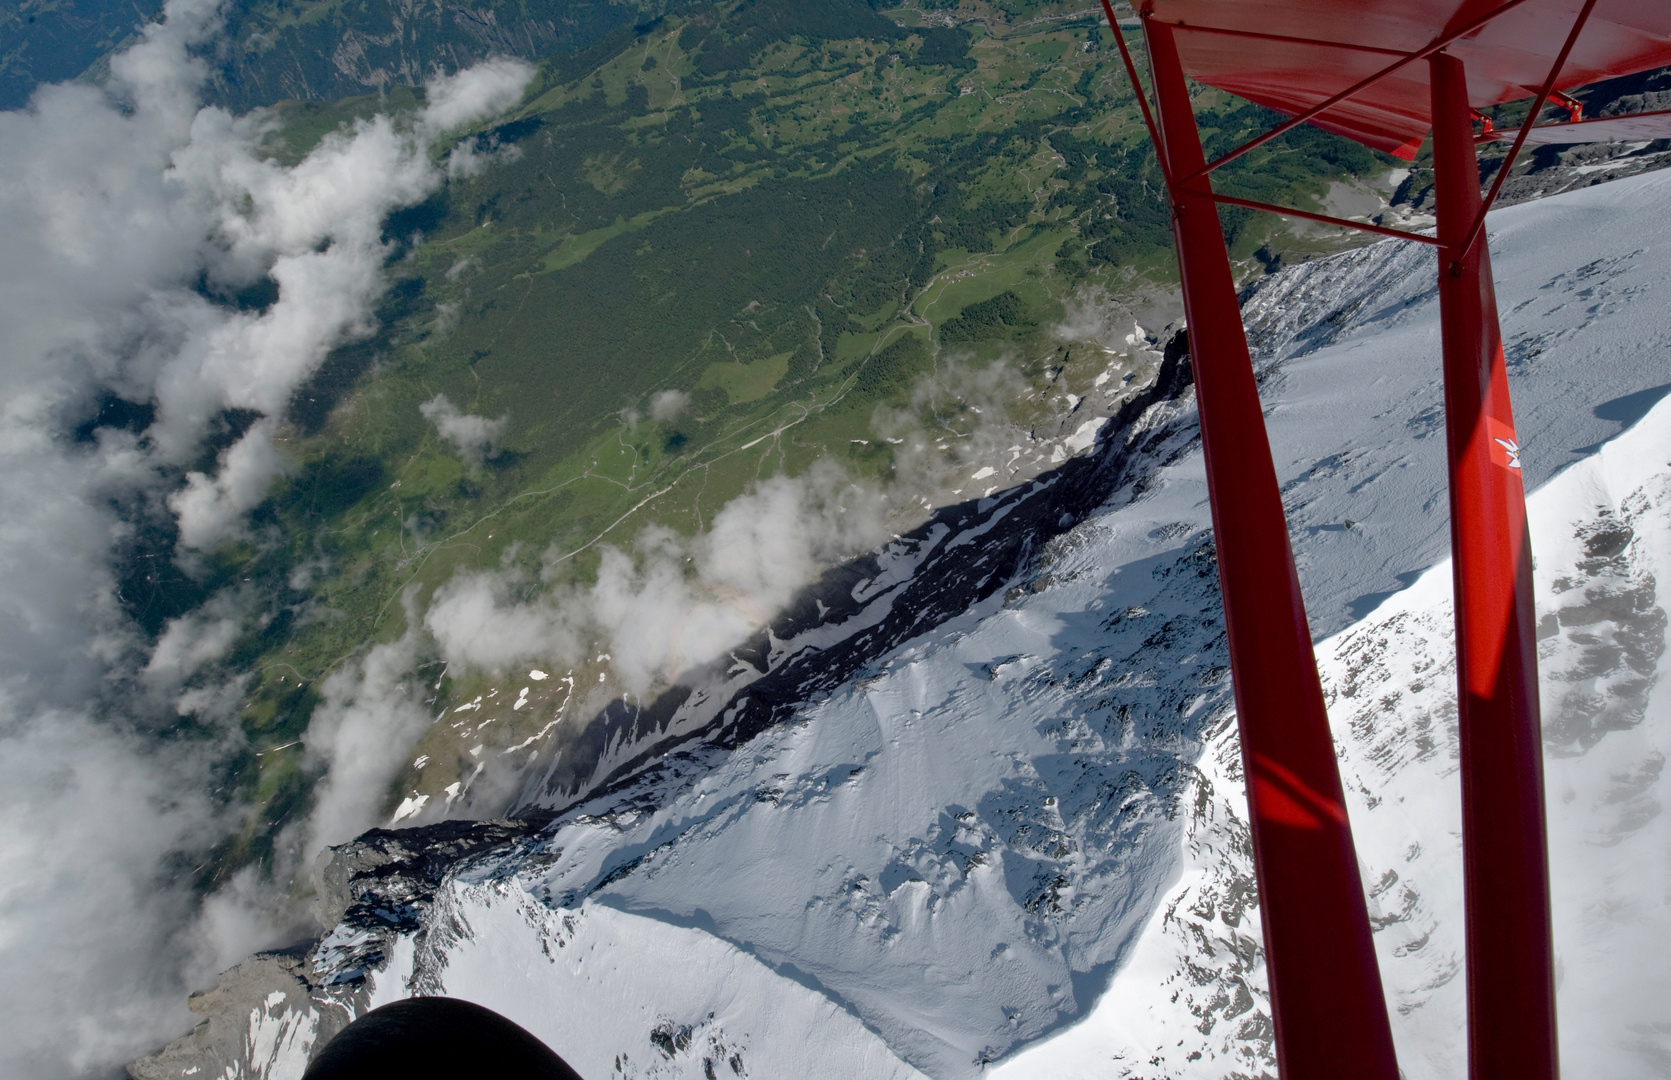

left=0, top=1, right=532, bottom=1073
left=0, top=5, right=1108, bottom=1073
left=649, top=388, right=691, bottom=422
left=302, top=613, right=434, bottom=860
left=425, top=462, right=889, bottom=696
left=421, top=393, right=508, bottom=469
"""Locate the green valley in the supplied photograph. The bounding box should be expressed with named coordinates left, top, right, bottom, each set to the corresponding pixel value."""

left=161, top=0, right=1404, bottom=879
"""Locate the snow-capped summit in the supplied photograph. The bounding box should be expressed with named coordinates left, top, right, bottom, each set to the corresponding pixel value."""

left=134, top=168, right=1671, bottom=1080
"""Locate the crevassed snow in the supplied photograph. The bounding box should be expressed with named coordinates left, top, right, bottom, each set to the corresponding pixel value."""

left=236, top=989, right=319, bottom=1080
left=1344, top=398, right=1671, bottom=1079
left=296, top=168, right=1671, bottom=1080
left=368, top=884, right=929, bottom=1080
left=1063, top=416, right=1109, bottom=455
left=999, top=371, right=1671, bottom=1080
left=1243, top=168, right=1671, bottom=637
left=389, top=794, right=428, bottom=824
left=995, top=168, right=1671, bottom=1079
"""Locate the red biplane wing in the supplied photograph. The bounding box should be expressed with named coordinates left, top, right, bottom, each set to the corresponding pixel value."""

left=1099, top=6, right=1671, bottom=1078
left=1146, top=0, right=1671, bottom=157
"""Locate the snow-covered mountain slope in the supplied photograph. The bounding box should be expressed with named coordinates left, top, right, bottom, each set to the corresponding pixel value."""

left=505, top=341, right=1196, bottom=821
left=993, top=169, right=1671, bottom=1080
left=137, top=168, right=1671, bottom=1080
left=1242, top=171, right=1671, bottom=637
left=993, top=342, right=1671, bottom=1080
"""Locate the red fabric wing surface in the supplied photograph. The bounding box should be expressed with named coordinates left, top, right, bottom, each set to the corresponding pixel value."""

left=1148, top=0, right=1671, bottom=157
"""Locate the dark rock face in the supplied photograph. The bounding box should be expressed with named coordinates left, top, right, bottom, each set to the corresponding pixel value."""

left=1540, top=508, right=1668, bottom=755
left=310, top=817, right=557, bottom=985
left=516, top=331, right=1196, bottom=815
left=1387, top=64, right=1671, bottom=217
left=128, top=818, right=554, bottom=1080
left=126, top=950, right=341, bottom=1080
left=129, top=331, right=1201, bottom=1080
left=313, top=818, right=550, bottom=929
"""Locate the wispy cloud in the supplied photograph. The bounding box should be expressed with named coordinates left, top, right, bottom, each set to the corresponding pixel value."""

left=421, top=393, right=509, bottom=470
left=424, top=461, right=889, bottom=697
left=0, top=0, right=533, bottom=1071
left=302, top=603, right=434, bottom=859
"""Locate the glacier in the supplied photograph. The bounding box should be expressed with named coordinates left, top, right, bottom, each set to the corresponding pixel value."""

left=135, top=168, right=1671, bottom=1080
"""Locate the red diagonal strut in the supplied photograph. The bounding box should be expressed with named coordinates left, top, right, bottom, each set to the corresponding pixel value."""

left=1205, top=192, right=1443, bottom=246
left=1429, top=50, right=1558, bottom=1080
left=1174, top=0, right=1537, bottom=185
left=1453, top=0, right=1600, bottom=265
left=1137, top=14, right=1401, bottom=1080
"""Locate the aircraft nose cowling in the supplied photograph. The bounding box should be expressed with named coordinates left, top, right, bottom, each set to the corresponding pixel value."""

left=302, top=996, right=586, bottom=1080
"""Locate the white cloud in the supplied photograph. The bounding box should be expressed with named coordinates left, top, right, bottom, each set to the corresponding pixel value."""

left=425, top=462, right=887, bottom=694
left=301, top=617, right=434, bottom=859
left=420, top=393, right=508, bottom=469
left=425, top=568, right=580, bottom=672
left=0, top=704, right=219, bottom=1078
left=870, top=358, right=1035, bottom=501
left=1051, top=284, right=1150, bottom=352
left=418, top=57, right=536, bottom=136
left=168, top=417, right=290, bottom=549
left=144, top=604, right=242, bottom=689
left=182, top=865, right=314, bottom=993
left=447, top=136, right=525, bottom=179
left=650, top=388, right=690, bottom=422
left=0, top=0, right=537, bottom=1071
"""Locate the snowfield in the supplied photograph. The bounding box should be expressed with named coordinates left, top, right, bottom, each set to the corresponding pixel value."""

left=186, top=169, right=1671, bottom=1080
left=998, top=204, right=1671, bottom=1076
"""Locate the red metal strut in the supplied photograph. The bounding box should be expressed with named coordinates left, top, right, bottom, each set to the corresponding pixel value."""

left=1141, top=18, right=1400, bottom=1080
left=1430, top=50, right=1558, bottom=1080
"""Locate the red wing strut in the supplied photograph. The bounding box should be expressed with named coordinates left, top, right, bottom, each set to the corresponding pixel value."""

left=1147, top=0, right=1671, bottom=158
left=1099, top=2, right=1671, bottom=1079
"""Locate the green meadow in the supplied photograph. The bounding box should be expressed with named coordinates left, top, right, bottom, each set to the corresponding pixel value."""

left=184, top=0, right=1398, bottom=876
